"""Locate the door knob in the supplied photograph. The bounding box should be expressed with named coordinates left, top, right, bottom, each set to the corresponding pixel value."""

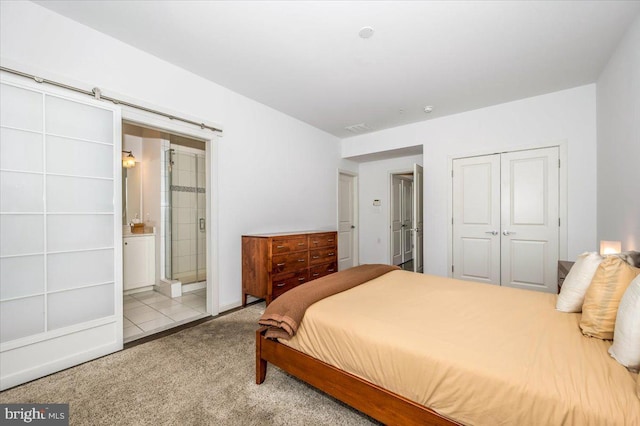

left=351, top=225, right=356, bottom=229
left=485, top=231, right=498, bottom=236
left=503, top=230, right=516, bottom=236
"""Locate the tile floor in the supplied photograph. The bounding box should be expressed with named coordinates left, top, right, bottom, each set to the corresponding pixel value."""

left=123, top=288, right=207, bottom=342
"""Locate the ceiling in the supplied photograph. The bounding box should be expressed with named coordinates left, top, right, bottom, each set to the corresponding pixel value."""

left=36, top=1, right=640, bottom=138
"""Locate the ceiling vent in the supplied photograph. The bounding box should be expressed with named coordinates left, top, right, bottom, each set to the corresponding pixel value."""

left=345, top=123, right=372, bottom=134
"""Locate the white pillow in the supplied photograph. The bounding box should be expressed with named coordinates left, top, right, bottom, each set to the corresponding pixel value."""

left=608, top=275, right=640, bottom=371
left=556, top=252, right=603, bottom=312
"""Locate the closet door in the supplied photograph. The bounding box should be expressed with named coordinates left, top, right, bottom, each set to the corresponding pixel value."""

left=0, top=77, right=122, bottom=390
left=500, top=147, right=559, bottom=293
left=452, top=155, right=501, bottom=284
left=452, top=148, right=559, bottom=293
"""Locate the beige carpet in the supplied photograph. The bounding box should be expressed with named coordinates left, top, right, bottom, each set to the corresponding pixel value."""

left=0, top=303, right=378, bottom=425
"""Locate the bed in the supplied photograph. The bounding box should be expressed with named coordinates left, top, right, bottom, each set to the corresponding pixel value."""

left=256, top=266, right=640, bottom=425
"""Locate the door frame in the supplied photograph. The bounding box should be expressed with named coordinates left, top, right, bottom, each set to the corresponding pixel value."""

left=337, top=169, right=359, bottom=269
left=446, top=141, right=568, bottom=278
left=122, top=107, right=220, bottom=317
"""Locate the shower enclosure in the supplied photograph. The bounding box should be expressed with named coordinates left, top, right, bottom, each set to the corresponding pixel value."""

left=164, top=147, right=206, bottom=285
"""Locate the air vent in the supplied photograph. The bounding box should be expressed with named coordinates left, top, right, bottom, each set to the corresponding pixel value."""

left=345, top=123, right=372, bottom=134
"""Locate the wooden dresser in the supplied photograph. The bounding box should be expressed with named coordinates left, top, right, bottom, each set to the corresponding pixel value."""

left=242, top=231, right=338, bottom=305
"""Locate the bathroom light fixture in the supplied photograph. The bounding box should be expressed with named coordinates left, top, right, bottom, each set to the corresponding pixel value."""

left=122, top=150, right=136, bottom=168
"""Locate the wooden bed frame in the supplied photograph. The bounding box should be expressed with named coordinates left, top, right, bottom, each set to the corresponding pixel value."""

left=256, top=327, right=459, bottom=426
left=256, top=264, right=576, bottom=425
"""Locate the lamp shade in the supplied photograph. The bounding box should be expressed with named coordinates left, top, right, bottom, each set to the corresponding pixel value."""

left=122, top=152, right=136, bottom=168
left=600, top=240, right=622, bottom=255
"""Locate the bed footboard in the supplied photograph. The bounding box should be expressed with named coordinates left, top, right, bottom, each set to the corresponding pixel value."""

left=255, top=327, right=458, bottom=426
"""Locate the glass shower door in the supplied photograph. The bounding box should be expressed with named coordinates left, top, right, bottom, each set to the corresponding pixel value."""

left=195, top=153, right=206, bottom=283
left=165, top=148, right=206, bottom=285
left=164, top=148, right=173, bottom=281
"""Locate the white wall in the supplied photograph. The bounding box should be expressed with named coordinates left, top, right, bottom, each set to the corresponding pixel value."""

left=596, top=15, right=640, bottom=251
left=0, top=1, right=342, bottom=311
left=140, top=130, right=163, bottom=284
left=343, top=85, right=598, bottom=276
left=358, top=155, right=423, bottom=264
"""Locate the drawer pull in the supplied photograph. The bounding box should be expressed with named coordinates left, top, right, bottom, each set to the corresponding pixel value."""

left=328, top=239, right=334, bottom=242
left=276, top=262, right=285, bottom=267
left=298, top=258, right=305, bottom=262
left=276, top=245, right=285, bottom=249
left=312, top=256, right=320, bottom=259
left=298, top=242, right=305, bottom=246
left=276, top=283, right=286, bottom=287
left=312, top=273, right=319, bottom=277
left=328, top=252, right=335, bottom=256
left=298, top=277, right=305, bottom=281
left=312, top=241, right=319, bottom=244
left=328, top=269, right=335, bottom=272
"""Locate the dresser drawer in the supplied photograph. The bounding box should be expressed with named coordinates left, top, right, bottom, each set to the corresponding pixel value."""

left=309, top=262, right=337, bottom=280
left=308, top=233, right=337, bottom=249
left=309, top=248, right=337, bottom=265
left=272, top=270, right=308, bottom=298
left=272, top=237, right=307, bottom=254
left=243, top=231, right=337, bottom=306
left=272, top=252, right=308, bottom=274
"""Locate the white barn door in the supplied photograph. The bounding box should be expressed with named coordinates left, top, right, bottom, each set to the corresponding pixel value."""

left=452, top=148, right=559, bottom=293
left=0, top=77, right=122, bottom=390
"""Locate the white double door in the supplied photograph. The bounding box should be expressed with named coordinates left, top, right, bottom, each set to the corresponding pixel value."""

left=452, top=147, right=559, bottom=293
left=391, top=164, right=424, bottom=272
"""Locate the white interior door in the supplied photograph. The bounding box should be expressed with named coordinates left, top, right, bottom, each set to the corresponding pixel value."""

left=391, top=175, right=403, bottom=265
left=0, top=77, right=122, bottom=390
left=412, top=164, right=424, bottom=273
left=338, top=172, right=357, bottom=270
left=501, top=147, right=559, bottom=293
left=452, top=155, right=501, bottom=284
left=452, top=148, right=559, bottom=292
left=402, top=179, right=413, bottom=262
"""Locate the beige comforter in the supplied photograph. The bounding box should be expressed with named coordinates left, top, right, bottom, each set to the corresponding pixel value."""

left=259, top=264, right=399, bottom=339
left=280, top=270, right=640, bottom=425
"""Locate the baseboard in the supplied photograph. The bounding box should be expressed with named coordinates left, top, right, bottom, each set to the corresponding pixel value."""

left=182, top=281, right=206, bottom=293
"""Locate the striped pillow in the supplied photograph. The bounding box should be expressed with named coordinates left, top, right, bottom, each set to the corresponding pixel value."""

left=580, top=256, right=640, bottom=339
